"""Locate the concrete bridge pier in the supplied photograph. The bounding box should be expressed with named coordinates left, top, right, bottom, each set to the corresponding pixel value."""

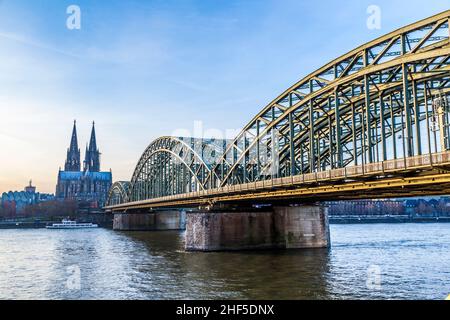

left=185, top=205, right=330, bottom=251
left=113, top=210, right=186, bottom=231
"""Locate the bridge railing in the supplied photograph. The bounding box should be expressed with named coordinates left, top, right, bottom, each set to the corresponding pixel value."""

left=238, top=150, right=445, bottom=194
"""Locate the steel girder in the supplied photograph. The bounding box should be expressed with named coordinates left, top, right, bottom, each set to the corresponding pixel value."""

left=205, top=10, right=450, bottom=188
left=128, top=137, right=224, bottom=201
left=109, top=10, right=450, bottom=206
left=106, top=181, right=130, bottom=206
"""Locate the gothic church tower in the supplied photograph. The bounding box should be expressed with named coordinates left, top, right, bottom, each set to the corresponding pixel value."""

left=83, top=122, right=101, bottom=172
left=64, top=120, right=81, bottom=171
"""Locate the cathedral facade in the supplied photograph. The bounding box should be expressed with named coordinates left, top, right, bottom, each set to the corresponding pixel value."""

left=56, top=121, right=112, bottom=208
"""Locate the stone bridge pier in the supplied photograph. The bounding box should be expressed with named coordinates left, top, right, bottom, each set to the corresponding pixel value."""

left=185, top=205, right=330, bottom=251
left=113, top=210, right=186, bottom=231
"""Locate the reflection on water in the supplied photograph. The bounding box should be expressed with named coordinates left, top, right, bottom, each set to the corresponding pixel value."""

left=0, top=223, right=449, bottom=300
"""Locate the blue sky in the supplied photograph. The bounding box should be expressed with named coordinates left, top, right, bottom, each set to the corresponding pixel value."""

left=0, top=0, right=449, bottom=193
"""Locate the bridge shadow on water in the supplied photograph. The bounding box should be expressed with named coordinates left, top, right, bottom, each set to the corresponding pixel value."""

left=120, top=230, right=332, bottom=300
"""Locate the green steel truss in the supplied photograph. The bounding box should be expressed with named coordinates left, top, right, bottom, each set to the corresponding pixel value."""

left=107, top=10, right=450, bottom=206
left=127, top=137, right=225, bottom=202
left=106, top=181, right=130, bottom=206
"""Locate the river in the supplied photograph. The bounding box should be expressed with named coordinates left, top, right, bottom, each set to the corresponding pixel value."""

left=0, top=223, right=449, bottom=300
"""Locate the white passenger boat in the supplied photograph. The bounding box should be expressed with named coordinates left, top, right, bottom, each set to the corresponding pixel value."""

left=46, top=219, right=98, bottom=229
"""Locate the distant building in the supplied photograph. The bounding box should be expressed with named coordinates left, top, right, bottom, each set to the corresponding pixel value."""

left=24, top=180, right=36, bottom=193
left=55, top=121, right=112, bottom=208
left=327, top=199, right=405, bottom=217
left=327, top=197, right=450, bottom=218
left=1, top=180, right=54, bottom=215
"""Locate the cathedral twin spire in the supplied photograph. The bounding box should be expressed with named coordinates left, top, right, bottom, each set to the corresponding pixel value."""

left=64, top=120, right=81, bottom=171
left=84, top=122, right=101, bottom=172
left=64, top=121, right=101, bottom=173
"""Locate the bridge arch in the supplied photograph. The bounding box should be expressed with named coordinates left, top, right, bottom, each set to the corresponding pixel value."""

left=106, top=181, right=130, bottom=206
left=128, top=136, right=223, bottom=202
left=106, top=11, right=450, bottom=209
left=205, top=10, right=450, bottom=188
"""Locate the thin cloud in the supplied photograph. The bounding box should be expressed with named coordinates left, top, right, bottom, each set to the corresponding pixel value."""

left=0, top=31, right=81, bottom=59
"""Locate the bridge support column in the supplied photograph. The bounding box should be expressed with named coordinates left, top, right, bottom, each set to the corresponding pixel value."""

left=113, top=211, right=186, bottom=231
left=185, top=205, right=330, bottom=251
left=273, top=206, right=330, bottom=249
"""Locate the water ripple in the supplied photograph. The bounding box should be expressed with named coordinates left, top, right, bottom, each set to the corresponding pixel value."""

left=0, top=223, right=449, bottom=300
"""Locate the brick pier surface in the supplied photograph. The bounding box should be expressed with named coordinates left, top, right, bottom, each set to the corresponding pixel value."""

left=185, top=206, right=330, bottom=251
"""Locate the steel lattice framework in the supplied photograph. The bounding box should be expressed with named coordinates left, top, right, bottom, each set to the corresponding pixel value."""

left=106, top=181, right=130, bottom=205
left=208, top=10, right=450, bottom=188
left=106, top=10, right=450, bottom=208
left=127, top=136, right=226, bottom=202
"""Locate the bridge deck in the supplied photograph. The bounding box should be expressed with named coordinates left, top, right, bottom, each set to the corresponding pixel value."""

left=106, top=151, right=450, bottom=211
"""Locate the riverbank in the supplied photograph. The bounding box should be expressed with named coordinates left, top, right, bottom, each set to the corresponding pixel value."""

left=0, top=214, right=113, bottom=229
left=329, top=216, right=450, bottom=224
left=2, top=215, right=449, bottom=229
left=0, top=221, right=48, bottom=229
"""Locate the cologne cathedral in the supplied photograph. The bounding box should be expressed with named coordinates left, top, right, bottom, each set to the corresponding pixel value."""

left=56, top=121, right=112, bottom=208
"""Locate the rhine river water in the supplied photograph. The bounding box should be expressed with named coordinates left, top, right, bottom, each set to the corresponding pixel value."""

left=0, top=223, right=449, bottom=300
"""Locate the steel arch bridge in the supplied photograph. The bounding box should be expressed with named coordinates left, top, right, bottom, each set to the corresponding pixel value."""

left=106, top=181, right=130, bottom=206
left=106, top=10, right=450, bottom=211
left=125, top=136, right=226, bottom=202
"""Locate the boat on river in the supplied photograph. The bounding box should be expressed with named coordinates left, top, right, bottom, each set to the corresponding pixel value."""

left=46, top=219, right=98, bottom=229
